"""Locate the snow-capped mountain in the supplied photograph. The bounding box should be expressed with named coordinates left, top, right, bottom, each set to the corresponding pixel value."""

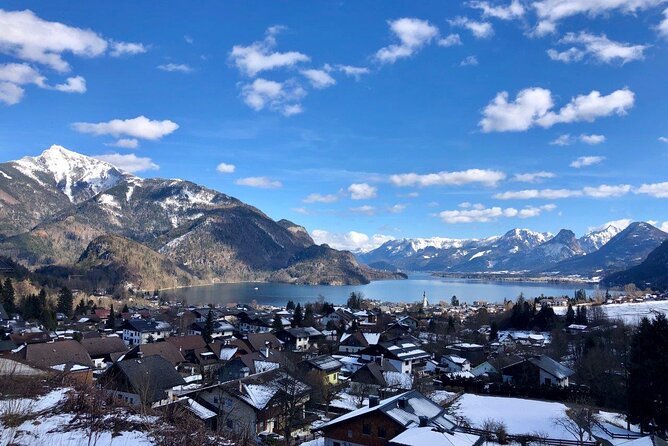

left=11, top=145, right=131, bottom=203
left=578, top=224, right=625, bottom=253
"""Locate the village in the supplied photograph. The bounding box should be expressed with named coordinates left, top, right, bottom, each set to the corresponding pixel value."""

left=1, top=282, right=667, bottom=446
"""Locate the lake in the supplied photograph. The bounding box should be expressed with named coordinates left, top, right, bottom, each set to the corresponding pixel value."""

left=167, top=274, right=600, bottom=307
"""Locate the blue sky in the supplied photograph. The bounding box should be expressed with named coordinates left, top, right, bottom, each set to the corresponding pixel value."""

left=1, top=1, right=668, bottom=251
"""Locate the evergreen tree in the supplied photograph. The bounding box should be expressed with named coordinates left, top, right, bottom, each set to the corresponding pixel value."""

left=286, top=300, right=295, bottom=311
left=121, top=303, right=129, bottom=313
left=39, top=308, right=56, bottom=330
left=347, top=292, right=363, bottom=310
left=451, top=295, right=460, bottom=307
left=1, top=277, right=15, bottom=314
left=105, top=304, right=116, bottom=330
left=489, top=320, right=499, bottom=341
left=57, top=287, right=74, bottom=317
left=292, top=303, right=303, bottom=327
left=202, top=310, right=215, bottom=344
left=303, top=304, right=315, bottom=327
left=566, top=303, right=575, bottom=325
left=272, top=313, right=284, bottom=331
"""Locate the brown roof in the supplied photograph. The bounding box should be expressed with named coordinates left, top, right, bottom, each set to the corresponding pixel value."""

left=166, top=335, right=207, bottom=352
left=244, top=333, right=283, bottom=352
left=139, top=342, right=185, bottom=367
left=21, top=340, right=93, bottom=368
left=80, top=337, right=128, bottom=358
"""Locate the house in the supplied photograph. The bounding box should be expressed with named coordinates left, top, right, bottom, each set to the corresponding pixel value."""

left=124, top=342, right=187, bottom=367
left=80, top=336, right=128, bottom=370
left=100, top=355, right=186, bottom=406
left=188, top=320, right=235, bottom=338
left=389, top=427, right=483, bottom=446
left=445, top=343, right=486, bottom=366
left=317, top=390, right=478, bottom=446
left=440, top=355, right=471, bottom=373
left=321, top=308, right=355, bottom=329
left=242, top=333, right=284, bottom=352
left=276, top=327, right=322, bottom=351
left=339, top=332, right=381, bottom=354
left=237, top=312, right=274, bottom=333
left=194, top=369, right=311, bottom=438
left=121, top=319, right=172, bottom=345
left=470, top=361, right=498, bottom=379
left=301, top=355, right=343, bottom=385
left=15, top=339, right=94, bottom=382
left=502, top=355, right=574, bottom=387
left=360, top=341, right=430, bottom=375
left=218, top=349, right=286, bottom=381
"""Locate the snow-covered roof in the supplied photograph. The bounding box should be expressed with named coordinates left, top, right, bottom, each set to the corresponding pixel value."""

left=181, top=397, right=216, bottom=420
left=390, top=427, right=481, bottom=446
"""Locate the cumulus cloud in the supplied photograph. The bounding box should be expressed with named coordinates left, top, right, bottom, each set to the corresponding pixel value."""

left=72, top=116, right=179, bottom=147
left=157, top=63, right=193, bottom=73
left=216, top=162, right=236, bottom=173
left=53, top=75, right=86, bottom=93
left=301, top=68, right=336, bottom=89
left=449, top=17, right=495, bottom=39
left=335, top=65, right=370, bottom=80
left=105, top=138, right=138, bottom=149
left=494, top=184, right=631, bottom=199
left=235, top=176, right=282, bottom=188
left=551, top=133, right=606, bottom=145
left=350, top=205, right=376, bottom=215
left=388, top=204, right=406, bottom=213
left=659, top=8, right=668, bottom=38
left=229, top=26, right=309, bottom=76
left=548, top=32, right=648, bottom=64
left=438, top=33, right=463, bottom=47
left=0, top=82, right=25, bottom=105
left=513, top=171, right=556, bottom=183
left=389, top=169, right=506, bottom=187
left=480, top=87, right=634, bottom=132
left=636, top=182, right=668, bottom=198
left=109, top=41, right=147, bottom=57
left=659, top=136, right=668, bottom=144
left=439, top=204, right=555, bottom=223
left=460, top=55, right=479, bottom=66
left=303, top=193, right=339, bottom=203
left=311, top=229, right=394, bottom=252
left=348, top=183, right=377, bottom=200
left=375, top=18, right=439, bottom=63
left=240, top=78, right=306, bottom=116
left=94, top=153, right=159, bottom=173
left=468, top=0, right=525, bottom=19
left=532, top=0, right=666, bottom=36
left=570, top=155, right=605, bottom=168
left=0, top=62, right=86, bottom=104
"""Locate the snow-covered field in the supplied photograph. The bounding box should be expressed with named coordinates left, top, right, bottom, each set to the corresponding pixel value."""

left=452, top=394, right=579, bottom=440
left=0, top=388, right=154, bottom=446
left=553, top=301, right=668, bottom=324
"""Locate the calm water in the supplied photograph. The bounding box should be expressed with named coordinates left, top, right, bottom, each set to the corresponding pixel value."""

left=167, top=274, right=599, bottom=306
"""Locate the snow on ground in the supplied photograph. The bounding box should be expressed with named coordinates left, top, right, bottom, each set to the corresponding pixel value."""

left=331, top=392, right=367, bottom=411
left=452, top=394, right=577, bottom=439
left=429, top=390, right=457, bottom=405
left=300, top=437, right=324, bottom=446
left=553, top=301, right=668, bottom=324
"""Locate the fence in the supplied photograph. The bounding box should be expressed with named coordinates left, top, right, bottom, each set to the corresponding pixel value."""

left=456, top=426, right=598, bottom=446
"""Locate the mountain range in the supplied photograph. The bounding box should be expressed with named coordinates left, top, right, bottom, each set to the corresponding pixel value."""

left=358, top=222, right=668, bottom=279
left=0, top=146, right=403, bottom=290
left=602, top=240, right=668, bottom=291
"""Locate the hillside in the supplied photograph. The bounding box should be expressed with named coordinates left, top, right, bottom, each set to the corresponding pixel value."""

left=602, top=240, right=668, bottom=290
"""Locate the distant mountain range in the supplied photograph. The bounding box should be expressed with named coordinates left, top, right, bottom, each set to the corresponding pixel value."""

left=0, top=146, right=403, bottom=289
left=602, top=240, right=668, bottom=291
left=358, top=222, right=668, bottom=279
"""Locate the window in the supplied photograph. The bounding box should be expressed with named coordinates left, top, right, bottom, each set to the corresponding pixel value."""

left=378, top=426, right=387, bottom=438
left=363, top=423, right=371, bottom=435
left=347, top=430, right=353, bottom=438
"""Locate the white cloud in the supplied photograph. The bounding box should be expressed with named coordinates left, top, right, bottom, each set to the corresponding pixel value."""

left=636, top=182, right=668, bottom=198
left=375, top=18, right=439, bottom=63
left=106, top=138, right=138, bottom=149
left=184, top=35, right=194, bottom=45
left=72, top=115, right=179, bottom=141
left=348, top=183, right=377, bottom=200
left=533, top=0, right=666, bottom=36
left=548, top=32, right=648, bottom=64
left=438, top=33, right=463, bottom=47
left=301, top=68, right=336, bottom=89
left=234, top=176, right=282, bottom=188
left=216, top=162, right=236, bottom=173
left=0, top=9, right=108, bottom=72
left=580, top=134, right=606, bottom=144
left=229, top=26, right=309, bottom=77
left=480, top=87, right=553, bottom=132
left=570, top=155, right=605, bottom=168
left=449, top=17, right=495, bottom=39
left=495, top=184, right=631, bottom=199
left=659, top=8, right=668, bottom=38
left=109, top=41, right=147, bottom=57
left=336, top=65, right=370, bottom=80
left=389, top=169, right=506, bottom=187
left=659, top=136, right=668, bottom=144
left=514, top=171, right=556, bottom=183
left=439, top=204, right=555, bottom=223
left=588, top=218, right=632, bottom=232
left=0, top=82, right=24, bottom=105
left=460, top=55, right=479, bottom=66
left=550, top=133, right=606, bottom=145
left=0, top=63, right=45, bottom=86
left=157, top=63, right=193, bottom=73
left=480, top=87, right=634, bottom=132
left=388, top=204, right=406, bottom=213
left=303, top=193, right=339, bottom=203
left=311, top=229, right=394, bottom=252
left=350, top=205, right=376, bottom=215
left=240, top=78, right=306, bottom=116
left=468, top=0, right=526, bottom=19
left=94, top=153, right=159, bottom=173
left=53, top=75, right=86, bottom=93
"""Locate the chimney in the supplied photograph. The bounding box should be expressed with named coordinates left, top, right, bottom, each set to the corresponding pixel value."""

left=369, top=395, right=379, bottom=408
left=398, top=397, right=407, bottom=409
left=238, top=379, right=243, bottom=393
left=419, top=416, right=429, bottom=427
